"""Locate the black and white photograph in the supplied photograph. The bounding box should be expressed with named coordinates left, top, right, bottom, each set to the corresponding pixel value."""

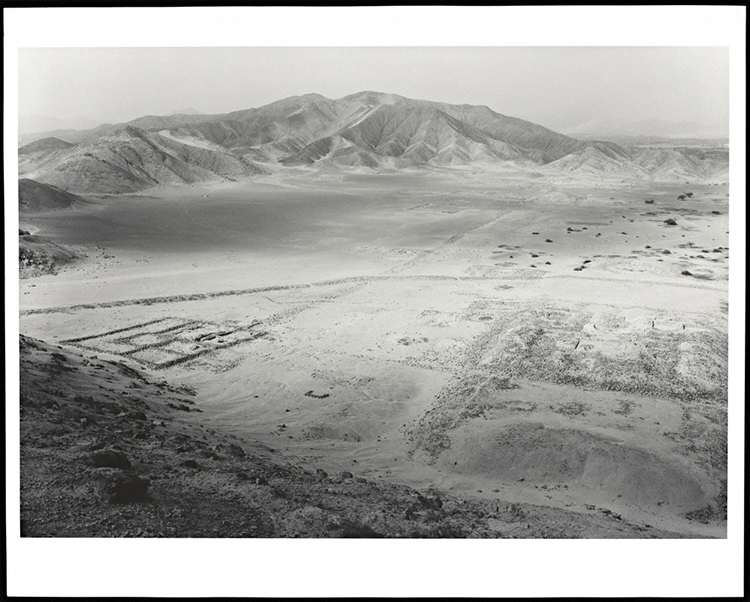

left=5, top=6, right=745, bottom=598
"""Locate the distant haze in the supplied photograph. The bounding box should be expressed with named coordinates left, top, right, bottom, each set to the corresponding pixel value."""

left=19, top=47, right=728, bottom=137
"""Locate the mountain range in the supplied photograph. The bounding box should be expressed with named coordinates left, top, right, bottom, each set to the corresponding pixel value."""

left=17, top=91, right=728, bottom=194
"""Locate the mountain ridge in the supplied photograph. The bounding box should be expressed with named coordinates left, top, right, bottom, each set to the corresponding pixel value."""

left=18, top=92, right=728, bottom=193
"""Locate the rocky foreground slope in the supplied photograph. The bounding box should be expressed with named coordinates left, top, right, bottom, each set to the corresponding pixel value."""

left=18, top=334, right=695, bottom=538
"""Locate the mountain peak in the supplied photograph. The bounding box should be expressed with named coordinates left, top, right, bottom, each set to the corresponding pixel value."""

left=341, top=91, right=405, bottom=106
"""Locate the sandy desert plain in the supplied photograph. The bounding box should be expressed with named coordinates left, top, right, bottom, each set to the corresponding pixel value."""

left=18, top=161, right=730, bottom=538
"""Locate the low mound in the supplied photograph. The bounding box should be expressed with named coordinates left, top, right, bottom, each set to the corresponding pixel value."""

left=439, top=422, right=707, bottom=511
left=19, top=234, right=81, bottom=278
left=19, top=178, right=89, bottom=213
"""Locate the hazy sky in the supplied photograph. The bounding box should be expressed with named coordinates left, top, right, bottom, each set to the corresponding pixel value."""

left=18, top=46, right=729, bottom=133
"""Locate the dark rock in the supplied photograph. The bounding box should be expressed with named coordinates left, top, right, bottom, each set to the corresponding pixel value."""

left=315, top=468, right=328, bottom=480
left=214, top=443, right=246, bottom=458
left=340, top=471, right=354, bottom=480
left=182, top=459, right=200, bottom=469
left=128, top=410, right=147, bottom=421
left=415, top=492, right=443, bottom=510
left=272, top=487, right=287, bottom=499
left=94, top=468, right=149, bottom=504
left=85, top=449, right=132, bottom=469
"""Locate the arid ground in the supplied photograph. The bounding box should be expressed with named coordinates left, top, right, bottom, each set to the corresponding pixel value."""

left=19, top=165, right=729, bottom=537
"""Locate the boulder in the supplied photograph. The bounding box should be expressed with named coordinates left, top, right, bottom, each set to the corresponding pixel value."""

left=93, top=468, right=149, bottom=503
